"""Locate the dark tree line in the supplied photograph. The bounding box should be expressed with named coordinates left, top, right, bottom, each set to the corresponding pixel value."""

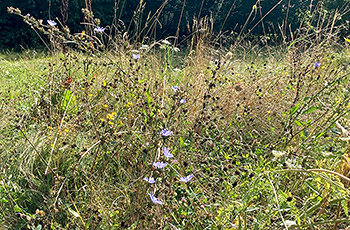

left=0, top=0, right=348, bottom=49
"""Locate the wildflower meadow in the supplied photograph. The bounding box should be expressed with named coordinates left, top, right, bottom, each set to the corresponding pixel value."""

left=1, top=1, right=350, bottom=229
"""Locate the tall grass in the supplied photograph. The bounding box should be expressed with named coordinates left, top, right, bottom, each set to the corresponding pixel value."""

left=1, top=1, right=350, bottom=229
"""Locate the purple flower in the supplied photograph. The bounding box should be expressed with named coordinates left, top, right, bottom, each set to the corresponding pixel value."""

left=179, top=174, right=194, bottom=183
left=163, top=147, right=174, bottom=158
left=94, top=27, right=105, bottom=33
left=132, top=53, right=140, bottom=59
left=149, top=193, right=163, bottom=205
left=47, top=20, right=57, bottom=26
left=315, top=62, right=321, bottom=68
left=172, top=86, right=179, bottom=92
left=152, top=162, right=167, bottom=169
left=180, top=99, right=186, bottom=104
left=143, top=177, right=156, bottom=183
left=160, top=129, right=173, bottom=136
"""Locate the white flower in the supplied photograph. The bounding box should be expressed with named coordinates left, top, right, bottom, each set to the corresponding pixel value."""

left=94, top=27, right=105, bottom=33
left=171, top=86, right=179, bottom=92
left=322, top=151, right=333, bottom=157
left=179, top=174, right=194, bottom=183
left=162, top=40, right=171, bottom=45
left=282, top=220, right=297, bottom=227
left=152, top=162, right=167, bottom=169
left=149, top=193, right=162, bottom=205
left=163, top=147, right=174, bottom=158
left=143, top=177, right=156, bottom=183
left=47, top=20, right=57, bottom=26
left=272, top=150, right=287, bottom=158
left=285, top=158, right=301, bottom=169
left=140, top=45, right=149, bottom=50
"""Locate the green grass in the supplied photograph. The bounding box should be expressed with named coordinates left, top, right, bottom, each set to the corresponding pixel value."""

left=1, top=44, right=350, bottom=230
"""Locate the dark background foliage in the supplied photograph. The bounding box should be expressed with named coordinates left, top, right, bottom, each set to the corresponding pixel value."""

left=0, top=0, right=348, bottom=50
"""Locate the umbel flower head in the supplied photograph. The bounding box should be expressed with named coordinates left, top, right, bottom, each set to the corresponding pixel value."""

left=47, top=20, right=57, bottom=26
left=149, top=193, right=163, bottom=205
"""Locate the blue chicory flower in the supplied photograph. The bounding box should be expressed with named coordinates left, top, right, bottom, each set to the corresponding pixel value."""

left=153, top=162, right=167, bottom=169
left=132, top=53, right=140, bottom=59
left=94, top=27, right=105, bottom=33
left=163, top=147, right=174, bottom=158
left=172, top=86, right=179, bottom=92
left=314, top=62, right=321, bottom=68
left=143, top=177, right=156, bottom=183
left=149, top=193, right=163, bottom=205
left=47, top=20, right=57, bottom=26
left=180, top=99, right=186, bottom=104
left=160, top=129, right=173, bottom=136
left=179, top=174, right=194, bottom=183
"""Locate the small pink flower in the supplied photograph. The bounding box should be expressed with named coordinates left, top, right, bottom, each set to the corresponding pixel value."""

left=172, top=159, right=178, bottom=164
left=181, top=197, right=186, bottom=202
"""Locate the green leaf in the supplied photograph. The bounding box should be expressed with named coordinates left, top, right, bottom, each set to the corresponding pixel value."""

left=14, top=205, right=22, bottom=212
left=316, top=132, right=326, bottom=138
left=61, top=90, right=78, bottom=115
left=146, top=90, right=152, bottom=107
left=51, top=93, right=59, bottom=106
left=342, top=199, right=348, bottom=216
left=290, top=103, right=300, bottom=116
left=180, top=137, right=185, bottom=147
left=301, top=128, right=309, bottom=140
left=295, top=120, right=303, bottom=127
left=303, top=106, right=317, bottom=114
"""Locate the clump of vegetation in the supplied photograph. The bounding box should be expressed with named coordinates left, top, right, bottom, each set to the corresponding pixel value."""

left=1, top=2, right=350, bottom=230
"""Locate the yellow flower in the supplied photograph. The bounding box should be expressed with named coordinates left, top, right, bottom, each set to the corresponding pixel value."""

left=125, top=102, right=133, bottom=108
left=107, top=113, right=115, bottom=120
left=80, top=30, right=85, bottom=38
